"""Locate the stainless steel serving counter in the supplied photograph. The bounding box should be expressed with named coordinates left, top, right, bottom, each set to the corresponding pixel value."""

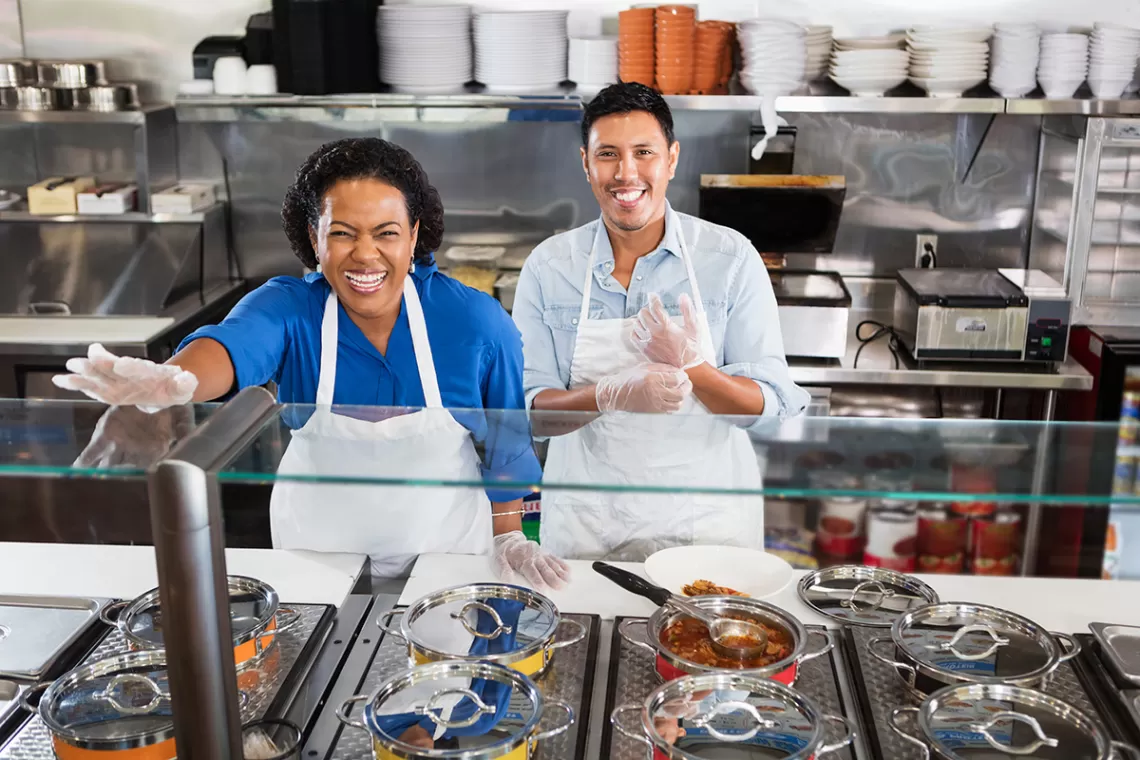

left=788, top=309, right=1094, bottom=392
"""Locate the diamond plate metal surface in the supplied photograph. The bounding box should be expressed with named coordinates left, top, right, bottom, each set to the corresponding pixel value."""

left=847, top=625, right=1105, bottom=760
left=604, top=620, right=856, bottom=760
left=0, top=603, right=330, bottom=760
left=332, top=612, right=597, bottom=760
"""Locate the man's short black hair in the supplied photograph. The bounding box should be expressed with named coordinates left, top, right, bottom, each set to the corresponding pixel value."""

left=580, top=82, right=676, bottom=146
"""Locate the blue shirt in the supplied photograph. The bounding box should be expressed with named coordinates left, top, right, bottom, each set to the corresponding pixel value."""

left=512, top=204, right=810, bottom=420
left=180, top=262, right=541, bottom=502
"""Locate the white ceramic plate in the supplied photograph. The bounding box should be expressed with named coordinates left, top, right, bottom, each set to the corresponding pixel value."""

left=644, top=545, right=794, bottom=600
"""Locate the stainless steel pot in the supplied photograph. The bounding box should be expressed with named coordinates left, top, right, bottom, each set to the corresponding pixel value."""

left=16, top=86, right=56, bottom=110
left=889, top=683, right=1140, bottom=760
left=0, top=59, right=36, bottom=87
left=797, top=565, right=940, bottom=627
left=377, top=583, right=585, bottom=678
left=867, top=602, right=1080, bottom=700
left=0, top=87, right=15, bottom=108
left=101, top=575, right=301, bottom=670
left=336, top=660, right=573, bottom=760
left=37, top=60, right=107, bottom=88
left=84, top=83, right=139, bottom=111
left=612, top=672, right=855, bottom=760
left=619, top=595, right=832, bottom=685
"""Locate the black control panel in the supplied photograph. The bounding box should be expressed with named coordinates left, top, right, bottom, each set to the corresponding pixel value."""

left=1025, top=298, right=1071, bottom=361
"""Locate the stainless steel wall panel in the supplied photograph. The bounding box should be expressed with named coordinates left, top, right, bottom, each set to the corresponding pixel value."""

left=0, top=0, right=20, bottom=58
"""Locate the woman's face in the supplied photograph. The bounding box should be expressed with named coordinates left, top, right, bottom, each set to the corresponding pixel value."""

left=311, top=177, right=418, bottom=323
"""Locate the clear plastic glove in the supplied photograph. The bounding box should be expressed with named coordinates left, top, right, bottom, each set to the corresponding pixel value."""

left=492, top=531, right=572, bottom=591
left=595, top=363, right=693, bottom=413
left=52, top=343, right=198, bottom=413
left=631, top=293, right=705, bottom=370
left=73, top=405, right=194, bottom=470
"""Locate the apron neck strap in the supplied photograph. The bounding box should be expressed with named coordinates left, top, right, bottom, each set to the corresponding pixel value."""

left=315, top=277, right=444, bottom=409
left=578, top=210, right=707, bottom=324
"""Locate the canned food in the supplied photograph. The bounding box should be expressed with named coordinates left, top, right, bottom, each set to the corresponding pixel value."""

left=1114, top=456, right=1137, bottom=496
left=916, top=503, right=966, bottom=574
left=950, top=463, right=997, bottom=518
left=1120, top=392, right=1140, bottom=445
left=816, top=496, right=867, bottom=559
left=864, top=508, right=917, bottom=572
left=970, top=510, right=1021, bottom=576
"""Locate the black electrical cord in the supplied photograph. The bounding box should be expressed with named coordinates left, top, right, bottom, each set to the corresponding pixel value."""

left=853, top=319, right=904, bottom=370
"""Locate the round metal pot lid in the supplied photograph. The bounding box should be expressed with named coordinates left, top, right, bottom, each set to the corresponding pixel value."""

left=892, top=603, right=1062, bottom=684
left=797, top=566, right=940, bottom=627
left=39, top=651, right=174, bottom=748
left=362, top=660, right=541, bottom=758
left=654, top=596, right=805, bottom=673
left=402, top=583, right=559, bottom=660
left=642, top=673, right=827, bottom=759
left=119, top=575, right=279, bottom=649
left=917, top=683, right=1111, bottom=759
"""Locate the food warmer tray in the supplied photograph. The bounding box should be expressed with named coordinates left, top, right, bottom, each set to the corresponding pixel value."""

left=0, top=595, right=110, bottom=681
left=601, top=618, right=870, bottom=760
left=1074, top=632, right=1140, bottom=749
left=0, top=603, right=333, bottom=759
left=331, top=611, right=600, bottom=760
left=843, top=625, right=1106, bottom=760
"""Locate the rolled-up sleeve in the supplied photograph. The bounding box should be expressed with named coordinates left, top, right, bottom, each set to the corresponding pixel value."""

left=513, top=257, right=567, bottom=409
left=479, top=312, right=543, bottom=503
left=721, top=243, right=811, bottom=419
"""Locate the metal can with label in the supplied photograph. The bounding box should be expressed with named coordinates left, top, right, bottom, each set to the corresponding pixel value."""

left=916, top=502, right=967, bottom=574
left=1120, top=392, right=1140, bottom=445
left=816, top=495, right=867, bottom=559
left=949, top=463, right=997, bottom=518
left=864, top=507, right=918, bottom=572
left=1114, top=456, right=1137, bottom=496
left=969, top=509, right=1022, bottom=576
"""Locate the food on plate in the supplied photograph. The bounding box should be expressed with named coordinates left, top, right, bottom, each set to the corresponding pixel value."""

left=682, top=579, right=749, bottom=597
left=660, top=615, right=792, bottom=669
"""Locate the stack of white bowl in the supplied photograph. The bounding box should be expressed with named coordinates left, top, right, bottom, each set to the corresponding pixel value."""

left=1087, top=23, right=1140, bottom=99
left=804, top=25, right=834, bottom=81
left=473, top=10, right=568, bottom=94
left=1037, top=33, right=1089, bottom=99
left=376, top=5, right=472, bottom=94
left=737, top=18, right=807, bottom=96
left=907, top=26, right=991, bottom=97
left=829, top=47, right=908, bottom=96
left=988, top=23, right=1040, bottom=97
left=568, top=37, right=617, bottom=96
left=834, top=35, right=906, bottom=52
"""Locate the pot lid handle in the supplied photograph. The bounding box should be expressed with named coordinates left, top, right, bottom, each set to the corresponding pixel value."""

left=926, top=624, right=1010, bottom=661
left=690, top=701, right=778, bottom=743
left=93, top=673, right=169, bottom=716
left=416, top=687, right=496, bottom=729
left=842, top=580, right=896, bottom=614
left=451, top=601, right=513, bottom=640
left=970, top=712, right=1059, bottom=755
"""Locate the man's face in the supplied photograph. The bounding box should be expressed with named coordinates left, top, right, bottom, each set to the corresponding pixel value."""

left=581, top=111, right=679, bottom=232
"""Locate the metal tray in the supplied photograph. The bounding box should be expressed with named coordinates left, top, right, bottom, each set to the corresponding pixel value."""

left=1073, top=632, right=1140, bottom=750
left=0, top=602, right=333, bottom=759
left=1091, top=622, right=1140, bottom=687
left=0, top=595, right=109, bottom=681
left=601, top=618, right=870, bottom=760
left=845, top=625, right=1106, bottom=760
left=0, top=681, right=24, bottom=747
left=331, top=611, right=599, bottom=760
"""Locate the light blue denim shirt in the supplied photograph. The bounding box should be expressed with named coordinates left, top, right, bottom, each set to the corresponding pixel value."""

left=513, top=203, right=810, bottom=419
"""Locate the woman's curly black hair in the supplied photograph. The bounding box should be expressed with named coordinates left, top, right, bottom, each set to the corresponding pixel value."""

left=282, top=137, right=444, bottom=269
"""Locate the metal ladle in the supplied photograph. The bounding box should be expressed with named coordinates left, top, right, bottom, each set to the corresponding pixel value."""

left=593, top=561, right=769, bottom=660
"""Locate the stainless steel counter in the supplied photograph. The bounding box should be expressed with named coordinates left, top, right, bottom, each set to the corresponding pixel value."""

left=788, top=310, right=1093, bottom=391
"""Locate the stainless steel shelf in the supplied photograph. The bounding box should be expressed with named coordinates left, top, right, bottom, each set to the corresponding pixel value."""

left=1006, top=97, right=1140, bottom=115
left=0, top=201, right=221, bottom=224
left=669, top=93, right=1006, bottom=113
left=0, top=103, right=171, bottom=124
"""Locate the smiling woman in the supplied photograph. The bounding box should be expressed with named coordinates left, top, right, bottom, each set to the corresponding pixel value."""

left=51, top=137, right=570, bottom=590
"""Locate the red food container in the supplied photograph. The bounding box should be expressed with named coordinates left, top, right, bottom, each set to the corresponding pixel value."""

left=970, top=509, right=1021, bottom=576
left=916, top=502, right=967, bottom=574
left=950, top=463, right=998, bottom=517
left=864, top=505, right=918, bottom=572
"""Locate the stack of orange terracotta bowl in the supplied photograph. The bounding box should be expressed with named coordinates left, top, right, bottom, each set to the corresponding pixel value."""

left=619, top=8, right=656, bottom=87
left=655, top=5, right=696, bottom=94
left=693, top=20, right=734, bottom=93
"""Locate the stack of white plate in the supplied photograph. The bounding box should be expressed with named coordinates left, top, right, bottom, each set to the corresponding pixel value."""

left=989, top=23, right=1040, bottom=97
left=376, top=5, right=472, bottom=94
left=1038, top=33, right=1089, bottom=99
left=829, top=48, right=908, bottom=96
left=834, top=35, right=905, bottom=52
left=906, top=26, right=991, bottom=97
left=737, top=18, right=806, bottom=96
left=804, top=25, right=834, bottom=81
left=1087, top=22, right=1140, bottom=99
left=569, top=36, right=617, bottom=96
left=473, top=10, right=568, bottom=94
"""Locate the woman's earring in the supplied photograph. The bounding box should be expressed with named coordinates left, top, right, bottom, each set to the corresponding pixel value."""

left=316, top=263, right=322, bottom=274
left=409, top=260, right=416, bottom=274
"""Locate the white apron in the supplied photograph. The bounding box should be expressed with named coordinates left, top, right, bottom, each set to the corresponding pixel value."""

left=270, top=276, right=493, bottom=578
left=540, top=215, right=765, bottom=561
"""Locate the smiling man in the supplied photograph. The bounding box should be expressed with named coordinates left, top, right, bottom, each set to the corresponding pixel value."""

left=512, top=82, right=809, bottom=561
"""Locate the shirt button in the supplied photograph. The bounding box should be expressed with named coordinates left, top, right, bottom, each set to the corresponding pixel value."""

left=636, top=275, right=643, bottom=281
left=571, top=318, right=578, bottom=325
left=605, top=262, right=614, bottom=271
